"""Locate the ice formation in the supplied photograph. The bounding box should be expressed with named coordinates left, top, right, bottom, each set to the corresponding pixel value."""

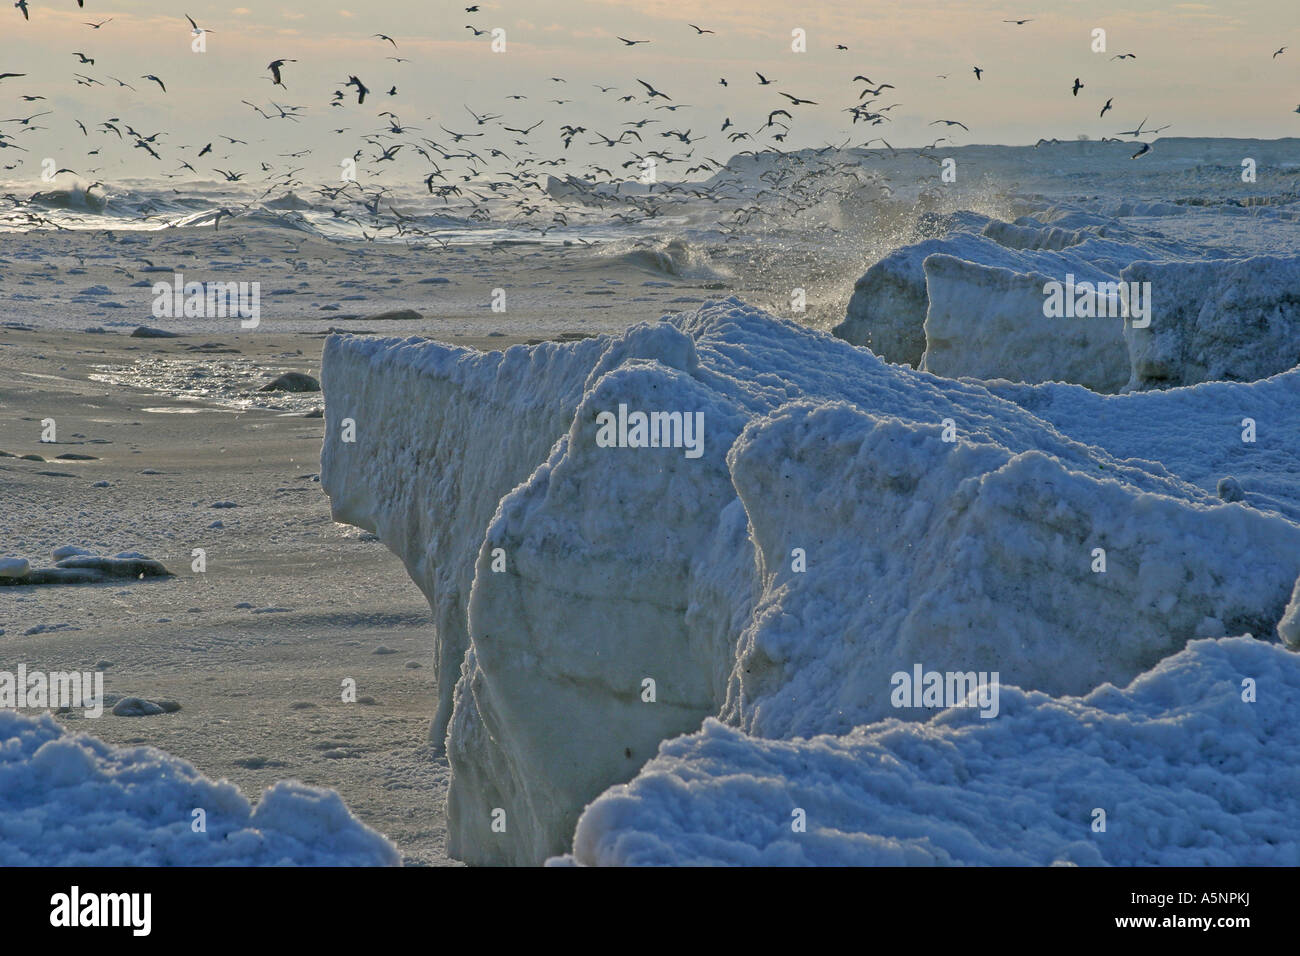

left=0, top=710, right=399, bottom=866
left=830, top=207, right=1300, bottom=394
left=321, top=297, right=1300, bottom=865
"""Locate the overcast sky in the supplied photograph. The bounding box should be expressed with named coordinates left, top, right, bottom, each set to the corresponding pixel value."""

left=2, top=0, right=1297, bottom=183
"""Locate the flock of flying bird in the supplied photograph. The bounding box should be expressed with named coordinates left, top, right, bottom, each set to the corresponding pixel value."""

left=0, top=6, right=1288, bottom=241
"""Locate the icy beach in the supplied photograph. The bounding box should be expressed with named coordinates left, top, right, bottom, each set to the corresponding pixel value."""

left=4, top=138, right=1300, bottom=868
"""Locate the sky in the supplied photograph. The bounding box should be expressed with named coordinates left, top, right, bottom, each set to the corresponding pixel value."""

left=1, top=0, right=1297, bottom=184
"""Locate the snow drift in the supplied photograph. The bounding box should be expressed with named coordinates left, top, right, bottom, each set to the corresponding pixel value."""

left=558, top=637, right=1300, bottom=866
left=0, top=711, right=399, bottom=866
left=321, top=298, right=1300, bottom=865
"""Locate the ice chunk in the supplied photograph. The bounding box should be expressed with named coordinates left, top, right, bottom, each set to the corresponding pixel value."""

left=1121, top=256, right=1300, bottom=390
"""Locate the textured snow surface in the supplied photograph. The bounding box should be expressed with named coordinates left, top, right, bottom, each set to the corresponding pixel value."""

left=983, top=369, right=1300, bottom=523
left=322, top=298, right=1300, bottom=865
left=557, top=638, right=1300, bottom=866
left=0, top=711, right=400, bottom=866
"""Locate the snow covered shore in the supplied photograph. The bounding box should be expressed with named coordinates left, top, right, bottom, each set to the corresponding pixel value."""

left=321, top=298, right=1300, bottom=865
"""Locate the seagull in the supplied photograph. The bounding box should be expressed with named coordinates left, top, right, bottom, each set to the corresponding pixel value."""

left=15, top=1, right=29, bottom=21
left=1003, top=18, right=1033, bottom=25
left=142, top=75, right=167, bottom=93
left=1118, top=117, right=1148, bottom=136
left=637, top=78, right=671, bottom=100
left=688, top=24, right=714, bottom=35
left=186, top=14, right=214, bottom=36
left=1274, top=46, right=1287, bottom=58
left=0, top=73, right=26, bottom=81
left=373, top=34, right=398, bottom=47
left=616, top=37, right=650, bottom=46
left=73, top=53, right=95, bottom=65
left=779, top=92, right=817, bottom=105
left=345, top=75, right=370, bottom=104
left=1072, top=78, right=1084, bottom=96
left=973, top=66, right=983, bottom=80
left=756, top=72, right=775, bottom=85
left=1131, top=142, right=1151, bottom=159
left=107, top=76, right=136, bottom=90
left=1111, top=53, right=1137, bottom=60
left=929, top=118, right=970, bottom=131
left=268, top=59, right=296, bottom=88
left=1099, top=97, right=1113, bottom=118
left=84, top=18, right=112, bottom=28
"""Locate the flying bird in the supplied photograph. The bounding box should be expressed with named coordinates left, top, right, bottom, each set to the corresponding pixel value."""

left=1274, top=46, right=1287, bottom=58
left=1003, top=18, right=1033, bottom=25
left=616, top=37, right=650, bottom=46
left=689, top=24, right=714, bottom=35
left=636, top=78, right=671, bottom=100
left=929, top=118, right=970, bottom=131
left=972, top=66, right=983, bottom=80
left=268, top=59, right=296, bottom=88
left=1072, top=78, right=1084, bottom=96
left=85, top=18, right=112, bottom=29
left=373, top=34, right=398, bottom=47
left=345, top=75, right=370, bottom=104
left=186, top=14, right=214, bottom=36
left=142, top=75, right=167, bottom=93
left=1099, top=97, right=1113, bottom=118
left=15, top=1, right=29, bottom=22
left=756, top=72, right=775, bottom=85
